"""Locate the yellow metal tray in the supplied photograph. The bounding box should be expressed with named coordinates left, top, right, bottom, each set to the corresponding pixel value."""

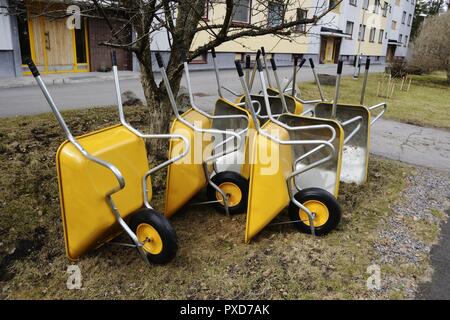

left=245, top=121, right=293, bottom=243
left=56, top=124, right=150, bottom=260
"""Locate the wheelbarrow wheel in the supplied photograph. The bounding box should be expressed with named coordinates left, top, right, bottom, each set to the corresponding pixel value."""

left=207, top=171, right=249, bottom=215
left=129, top=208, right=177, bottom=264
left=288, top=188, right=341, bottom=236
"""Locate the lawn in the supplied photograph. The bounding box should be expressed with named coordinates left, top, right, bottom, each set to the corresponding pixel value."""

left=298, top=71, right=450, bottom=130
left=0, top=105, right=442, bottom=299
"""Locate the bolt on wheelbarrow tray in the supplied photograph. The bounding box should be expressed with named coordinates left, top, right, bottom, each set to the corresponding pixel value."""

left=56, top=124, right=151, bottom=260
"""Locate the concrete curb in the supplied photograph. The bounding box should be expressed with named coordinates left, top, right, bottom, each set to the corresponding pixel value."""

left=0, top=73, right=141, bottom=89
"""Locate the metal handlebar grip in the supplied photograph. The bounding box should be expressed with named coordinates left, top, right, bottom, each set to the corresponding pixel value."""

left=309, top=58, right=315, bottom=69
left=25, top=58, right=40, bottom=77
left=261, top=46, right=266, bottom=56
left=111, top=51, right=117, bottom=66
left=211, top=47, right=216, bottom=58
left=270, top=58, right=277, bottom=71
left=256, top=57, right=263, bottom=72
left=245, top=55, right=251, bottom=69
left=299, top=58, right=306, bottom=69
left=365, top=58, right=371, bottom=70
left=235, top=60, right=244, bottom=77
left=337, top=60, right=343, bottom=74
left=294, top=56, right=299, bottom=66
left=155, top=52, right=164, bottom=68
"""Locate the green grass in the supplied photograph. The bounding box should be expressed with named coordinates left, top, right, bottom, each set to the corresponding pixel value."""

left=0, top=105, right=441, bottom=299
left=299, top=71, right=450, bottom=130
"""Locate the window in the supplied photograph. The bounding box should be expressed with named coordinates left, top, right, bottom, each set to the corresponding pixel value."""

left=358, top=24, right=366, bottom=41
left=232, top=0, right=251, bottom=24
left=382, top=2, right=388, bottom=16
left=202, top=1, right=209, bottom=20
left=369, top=27, right=376, bottom=42
left=295, top=8, right=308, bottom=32
left=378, top=29, right=384, bottom=43
left=402, top=11, right=406, bottom=24
left=391, top=20, right=397, bottom=30
left=349, top=0, right=357, bottom=6
left=363, top=0, right=370, bottom=10
left=407, top=14, right=412, bottom=26
left=329, top=0, right=338, bottom=9
left=398, top=34, right=402, bottom=43
left=404, top=35, right=408, bottom=47
left=345, top=21, right=354, bottom=38
left=268, top=2, right=284, bottom=27
left=373, top=0, right=380, bottom=13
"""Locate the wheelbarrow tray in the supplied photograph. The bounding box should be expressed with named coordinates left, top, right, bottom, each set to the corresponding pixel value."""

left=164, top=98, right=252, bottom=217
left=266, top=87, right=304, bottom=114
left=212, top=98, right=255, bottom=179
left=236, top=93, right=303, bottom=126
left=314, top=102, right=370, bottom=184
left=56, top=124, right=151, bottom=260
left=245, top=121, right=292, bottom=243
left=277, top=114, right=344, bottom=197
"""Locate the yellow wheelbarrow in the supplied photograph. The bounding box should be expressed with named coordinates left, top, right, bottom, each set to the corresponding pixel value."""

left=235, top=58, right=342, bottom=241
left=234, top=56, right=344, bottom=198
left=25, top=55, right=189, bottom=265
left=270, top=58, right=387, bottom=185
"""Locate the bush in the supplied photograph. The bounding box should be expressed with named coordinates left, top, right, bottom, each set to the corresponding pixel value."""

left=405, top=65, right=424, bottom=75
left=389, top=58, right=408, bottom=78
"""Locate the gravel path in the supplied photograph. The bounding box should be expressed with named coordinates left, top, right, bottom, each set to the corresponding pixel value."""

left=372, top=165, right=450, bottom=298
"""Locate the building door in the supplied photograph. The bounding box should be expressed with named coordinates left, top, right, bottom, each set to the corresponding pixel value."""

left=42, top=18, right=74, bottom=72
left=320, top=37, right=340, bottom=64
left=386, top=45, right=396, bottom=63
left=324, top=37, right=334, bottom=63
left=88, top=18, right=132, bottom=71
left=24, top=16, right=89, bottom=74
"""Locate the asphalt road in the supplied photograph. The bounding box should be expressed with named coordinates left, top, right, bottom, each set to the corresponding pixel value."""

left=0, top=64, right=386, bottom=117
left=417, top=209, right=450, bottom=299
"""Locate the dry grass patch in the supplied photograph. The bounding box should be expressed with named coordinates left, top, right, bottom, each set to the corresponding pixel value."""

left=0, top=106, right=441, bottom=299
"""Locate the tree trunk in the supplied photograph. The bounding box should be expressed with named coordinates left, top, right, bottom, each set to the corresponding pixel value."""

left=130, top=0, right=205, bottom=194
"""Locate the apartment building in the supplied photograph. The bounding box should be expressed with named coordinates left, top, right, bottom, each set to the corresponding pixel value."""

left=0, top=0, right=415, bottom=78
left=187, top=0, right=416, bottom=69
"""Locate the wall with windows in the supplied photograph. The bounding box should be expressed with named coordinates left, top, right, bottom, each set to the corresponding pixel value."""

left=0, top=0, right=22, bottom=78
left=190, top=0, right=312, bottom=55
left=138, top=0, right=415, bottom=73
left=358, top=0, right=389, bottom=57
left=386, top=0, right=414, bottom=57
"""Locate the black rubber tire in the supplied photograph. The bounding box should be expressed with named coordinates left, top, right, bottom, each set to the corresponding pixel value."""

left=129, top=208, right=177, bottom=264
left=206, top=171, right=249, bottom=215
left=288, top=187, right=341, bottom=236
